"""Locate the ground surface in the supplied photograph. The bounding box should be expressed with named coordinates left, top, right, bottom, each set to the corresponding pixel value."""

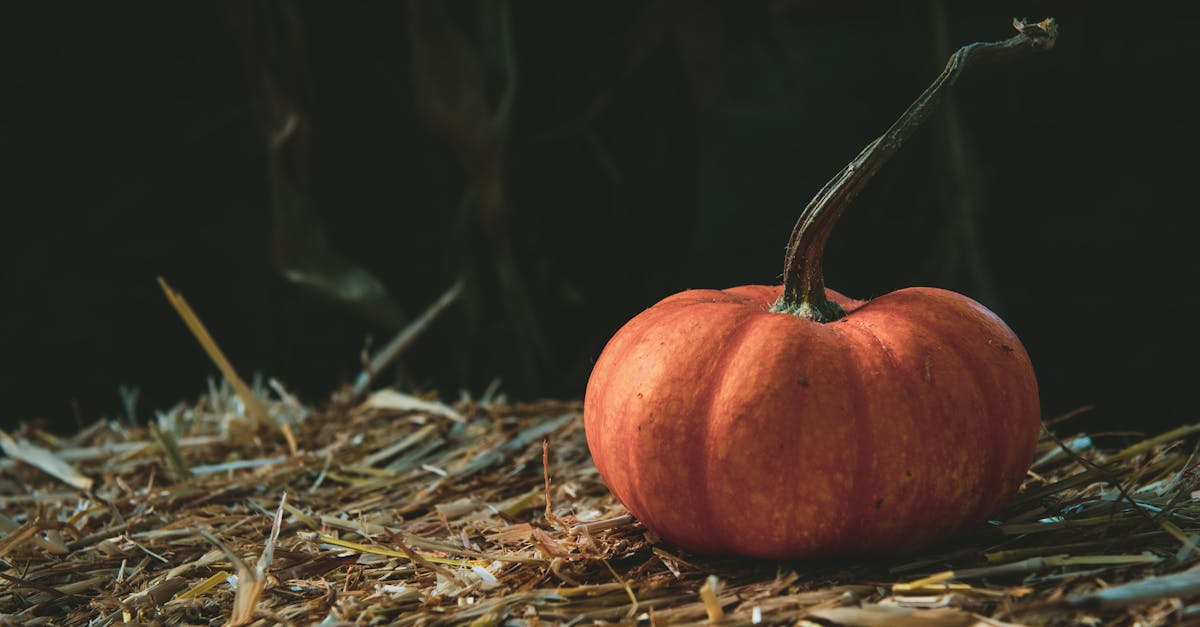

left=2, top=386, right=1199, bottom=625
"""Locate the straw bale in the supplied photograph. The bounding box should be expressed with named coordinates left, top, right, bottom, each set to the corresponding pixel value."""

left=3, top=387, right=1200, bottom=626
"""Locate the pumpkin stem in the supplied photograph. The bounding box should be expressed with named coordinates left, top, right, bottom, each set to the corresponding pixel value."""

left=771, top=17, right=1057, bottom=321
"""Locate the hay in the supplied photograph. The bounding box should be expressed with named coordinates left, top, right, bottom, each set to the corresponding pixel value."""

left=3, top=384, right=1200, bottom=626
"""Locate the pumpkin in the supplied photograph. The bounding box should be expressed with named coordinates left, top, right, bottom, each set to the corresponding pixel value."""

left=583, top=19, right=1056, bottom=559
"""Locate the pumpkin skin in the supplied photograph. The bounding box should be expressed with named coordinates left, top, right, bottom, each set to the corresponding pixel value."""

left=583, top=284, right=1039, bottom=559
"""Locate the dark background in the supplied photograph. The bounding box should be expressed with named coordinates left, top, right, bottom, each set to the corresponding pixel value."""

left=2, top=2, right=1197, bottom=434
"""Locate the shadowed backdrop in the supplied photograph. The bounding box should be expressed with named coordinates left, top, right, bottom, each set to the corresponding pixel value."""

left=3, top=2, right=1197, bottom=436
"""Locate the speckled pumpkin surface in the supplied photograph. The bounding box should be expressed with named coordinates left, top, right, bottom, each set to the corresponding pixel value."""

left=584, top=285, right=1039, bottom=559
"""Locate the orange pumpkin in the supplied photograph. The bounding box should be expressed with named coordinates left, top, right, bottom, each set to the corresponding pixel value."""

left=583, top=19, right=1055, bottom=559
left=584, top=285, right=1038, bottom=558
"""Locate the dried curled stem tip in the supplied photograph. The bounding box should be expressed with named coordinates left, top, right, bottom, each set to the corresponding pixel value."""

left=1013, top=17, right=1059, bottom=43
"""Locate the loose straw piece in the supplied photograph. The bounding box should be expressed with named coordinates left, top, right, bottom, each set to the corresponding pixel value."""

left=352, top=276, right=465, bottom=400
left=157, top=277, right=273, bottom=435
left=0, top=431, right=94, bottom=491
left=601, top=558, right=639, bottom=618
left=896, top=553, right=1162, bottom=592
left=700, top=575, right=724, bottom=622
left=543, top=440, right=568, bottom=533
left=1069, top=563, right=1200, bottom=610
